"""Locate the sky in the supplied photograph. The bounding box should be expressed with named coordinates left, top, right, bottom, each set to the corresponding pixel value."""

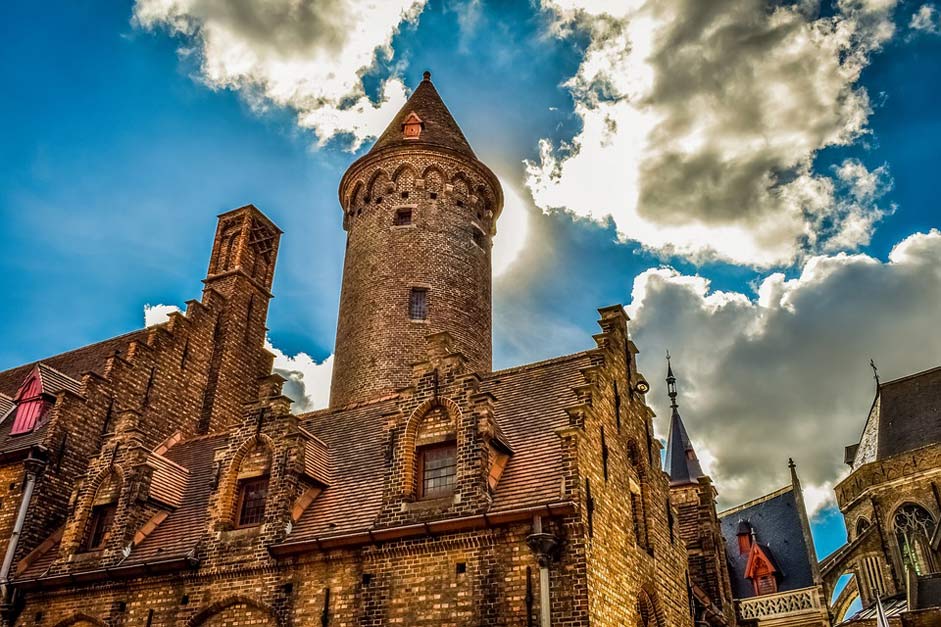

left=3, top=0, right=941, bottom=591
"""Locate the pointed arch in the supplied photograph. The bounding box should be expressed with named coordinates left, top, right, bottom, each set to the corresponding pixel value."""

left=187, top=595, right=279, bottom=627
left=450, top=171, right=471, bottom=198
left=636, top=588, right=662, bottom=627
left=391, top=163, right=418, bottom=192
left=401, top=398, right=462, bottom=498
left=367, top=168, right=392, bottom=202
left=347, top=180, right=366, bottom=213
left=218, top=434, right=275, bottom=528
left=51, top=614, right=107, bottom=627
left=422, top=165, right=445, bottom=195
left=891, top=502, right=938, bottom=575
left=77, top=465, right=124, bottom=552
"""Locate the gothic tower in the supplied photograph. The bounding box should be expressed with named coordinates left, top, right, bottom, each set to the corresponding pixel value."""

left=330, top=72, right=503, bottom=407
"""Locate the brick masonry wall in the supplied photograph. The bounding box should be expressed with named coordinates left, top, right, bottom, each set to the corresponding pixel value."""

left=329, top=148, right=500, bottom=408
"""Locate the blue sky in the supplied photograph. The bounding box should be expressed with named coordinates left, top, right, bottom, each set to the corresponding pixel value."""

left=3, top=0, right=941, bottom=593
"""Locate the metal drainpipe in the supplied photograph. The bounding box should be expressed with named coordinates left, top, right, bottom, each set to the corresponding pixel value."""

left=1, top=451, right=46, bottom=599
left=527, top=515, right=560, bottom=627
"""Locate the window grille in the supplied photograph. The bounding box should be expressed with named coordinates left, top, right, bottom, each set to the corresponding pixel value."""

left=237, top=476, right=269, bottom=527
left=409, top=288, right=428, bottom=321
left=419, top=444, right=456, bottom=498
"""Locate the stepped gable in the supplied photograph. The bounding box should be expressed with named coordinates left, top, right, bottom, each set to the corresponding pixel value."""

left=850, top=365, right=941, bottom=467
left=16, top=349, right=593, bottom=580
left=719, top=486, right=816, bottom=599
left=0, top=330, right=147, bottom=454
left=15, top=433, right=227, bottom=581
left=368, top=71, right=476, bottom=159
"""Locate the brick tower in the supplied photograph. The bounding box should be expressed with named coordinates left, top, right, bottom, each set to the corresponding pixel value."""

left=330, top=72, right=503, bottom=407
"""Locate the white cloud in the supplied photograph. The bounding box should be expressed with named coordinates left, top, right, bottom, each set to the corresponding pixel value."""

left=144, top=303, right=182, bottom=327
left=628, top=230, right=941, bottom=509
left=265, top=341, right=333, bottom=412
left=910, top=4, right=941, bottom=34
left=132, top=0, right=428, bottom=149
left=528, top=0, right=898, bottom=267
left=142, top=304, right=331, bottom=411
left=492, top=177, right=531, bottom=276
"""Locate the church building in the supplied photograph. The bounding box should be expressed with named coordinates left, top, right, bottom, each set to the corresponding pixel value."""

left=0, top=73, right=697, bottom=626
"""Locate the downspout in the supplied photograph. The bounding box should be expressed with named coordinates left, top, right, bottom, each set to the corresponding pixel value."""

left=526, top=515, right=560, bottom=627
left=1, top=449, right=47, bottom=599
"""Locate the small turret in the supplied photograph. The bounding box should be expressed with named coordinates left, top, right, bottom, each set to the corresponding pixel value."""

left=663, top=352, right=705, bottom=486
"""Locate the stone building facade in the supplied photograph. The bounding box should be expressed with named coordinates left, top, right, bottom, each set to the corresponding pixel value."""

left=0, top=73, right=697, bottom=626
left=821, top=367, right=941, bottom=625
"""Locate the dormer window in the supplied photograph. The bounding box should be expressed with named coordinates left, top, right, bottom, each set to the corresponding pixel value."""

left=10, top=371, right=50, bottom=435
left=82, top=472, right=120, bottom=552
left=84, top=503, right=117, bottom=551
left=402, top=112, right=424, bottom=139
left=236, top=476, right=269, bottom=527
left=418, top=442, right=456, bottom=499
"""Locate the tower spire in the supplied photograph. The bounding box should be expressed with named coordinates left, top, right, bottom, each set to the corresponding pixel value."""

left=663, top=353, right=705, bottom=486
left=666, top=350, right=678, bottom=410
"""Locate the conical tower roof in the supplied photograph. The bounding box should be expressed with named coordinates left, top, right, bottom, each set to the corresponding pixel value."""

left=663, top=356, right=705, bottom=486
left=368, top=71, right=477, bottom=159
left=665, top=406, right=705, bottom=486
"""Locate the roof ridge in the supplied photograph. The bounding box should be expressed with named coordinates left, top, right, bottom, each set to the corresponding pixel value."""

left=0, top=327, right=147, bottom=378
left=489, top=350, right=592, bottom=378
left=718, top=485, right=793, bottom=518
left=879, top=364, right=941, bottom=388
left=298, top=393, right=399, bottom=419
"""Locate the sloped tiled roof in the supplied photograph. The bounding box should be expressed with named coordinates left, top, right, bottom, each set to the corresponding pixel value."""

left=369, top=72, right=476, bottom=159
left=17, top=350, right=592, bottom=577
left=719, top=486, right=816, bottom=599
left=288, top=351, right=590, bottom=541
left=127, top=434, right=226, bottom=564
left=852, top=366, right=941, bottom=467
left=147, top=452, right=190, bottom=509
left=0, top=328, right=147, bottom=398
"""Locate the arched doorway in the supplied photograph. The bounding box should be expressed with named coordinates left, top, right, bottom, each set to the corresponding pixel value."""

left=893, top=503, right=937, bottom=575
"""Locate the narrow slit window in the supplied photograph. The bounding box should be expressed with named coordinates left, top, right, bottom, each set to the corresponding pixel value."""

left=419, top=443, right=456, bottom=498
left=394, top=208, right=412, bottom=226
left=84, top=503, right=117, bottom=551
left=409, top=288, right=428, bottom=321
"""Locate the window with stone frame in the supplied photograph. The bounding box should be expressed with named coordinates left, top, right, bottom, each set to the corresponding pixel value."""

left=418, top=442, right=457, bottom=499
left=893, top=503, right=938, bottom=575
left=394, top=208, right=413, bottom=226
left=236, top=476, right=269, bottom=527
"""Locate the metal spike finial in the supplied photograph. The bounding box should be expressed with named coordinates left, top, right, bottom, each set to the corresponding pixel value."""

left=870, top=358, right=880, bottom=388
left=666, top=350, right=678, bottom=409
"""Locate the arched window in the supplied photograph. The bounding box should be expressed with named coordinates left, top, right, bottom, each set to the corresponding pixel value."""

left=637, top=591, right=659, bottom=627
left=83, top=473, right=120, bottom=551
left=235, top=444, right=271, bottom=527
left=413, top=405, right=457, bottom=499
left=855, top=517, right=871, bottom=537
left=893, top=503, right=937, bottom=575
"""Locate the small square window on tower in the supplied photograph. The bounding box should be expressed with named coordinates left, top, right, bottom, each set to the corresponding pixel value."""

left=394, top=208, right=412, bottom=226
left=409, top=287, right=428, bottom=321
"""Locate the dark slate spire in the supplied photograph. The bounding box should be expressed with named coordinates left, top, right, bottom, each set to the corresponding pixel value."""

left=368, top=71, right=477, bottom=159
left=663, top=352, right=705, bottom=486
